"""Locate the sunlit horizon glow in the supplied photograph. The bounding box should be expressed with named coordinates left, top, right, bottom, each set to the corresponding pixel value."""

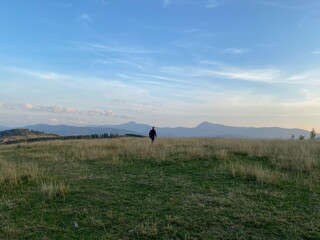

left=1, top=0, right=320, bottom=131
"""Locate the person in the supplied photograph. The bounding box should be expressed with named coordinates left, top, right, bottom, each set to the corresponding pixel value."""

left=149, top=127, right=157, bottom=143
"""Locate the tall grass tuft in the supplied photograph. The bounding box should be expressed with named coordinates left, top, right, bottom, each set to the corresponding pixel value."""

left=0, top=157, right=42, bottom=186
left=40, top=181, right=69, bottom=199
left=230, top=163, right=287, bottom=184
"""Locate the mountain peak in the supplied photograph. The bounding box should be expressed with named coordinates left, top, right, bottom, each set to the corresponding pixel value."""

left=197, top=121, right=213, bottom=127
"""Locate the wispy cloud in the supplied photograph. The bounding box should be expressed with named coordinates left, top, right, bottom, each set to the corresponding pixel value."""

left=220, top=48, right=249, bottom=54
left=0, top=66, right=68, bottom=81
left=162, top=61, right=320, bottom=86
left=84, top=42, right=156, bottom=55
left=288, top=70, right=320, bottom=85
left=132, top=73, right=191, bottom=89
left=162, top=62, right=282, bottom=84
left=311, top=50, right=320, bottom=55
left=196, top=67, right=280, bottom=83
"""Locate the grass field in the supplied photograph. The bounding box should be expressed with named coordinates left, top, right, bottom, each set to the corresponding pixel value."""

left=0, top=138, right=319, bottom=239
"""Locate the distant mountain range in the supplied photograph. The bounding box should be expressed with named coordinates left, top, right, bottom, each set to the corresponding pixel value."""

left=0, top=121, right=313, bottom=139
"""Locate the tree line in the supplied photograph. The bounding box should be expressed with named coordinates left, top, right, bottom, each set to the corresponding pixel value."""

left=1, top=133, right=145, bottom=145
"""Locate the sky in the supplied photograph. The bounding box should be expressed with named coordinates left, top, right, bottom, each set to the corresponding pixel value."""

left=1, top=0, right=320, bottom=130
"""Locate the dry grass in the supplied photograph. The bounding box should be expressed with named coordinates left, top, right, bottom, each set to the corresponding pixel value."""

left=40, top=181, right=69, bottom=199
left=5, top=137, right=319, bottom=177
left=0, top=156, right=42, bottom=186
left=224, top=139, right=320, bottom=172
left=230, top=163, right=287, bottom=184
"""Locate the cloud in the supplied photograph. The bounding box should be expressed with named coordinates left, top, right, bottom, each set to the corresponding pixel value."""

left=84, top=42, right=156, bottom=55
left=311, top=50, right=320, bottom=55
left=0, top=102, right=120, bottom=118
left=221, top=48, right=249, bottom=54
left=23, top=103, right=34, bottom=110
left=288, top=70, right=320, bottom=85
left=0, top=66, right=68, bottom=81
left=163, top=61, right=320, bottom=86
left=137, top=73, right=188, bottom=84
left=86, top=109, right=116, bottom=117
left=162, top=62, right=282, bottom=84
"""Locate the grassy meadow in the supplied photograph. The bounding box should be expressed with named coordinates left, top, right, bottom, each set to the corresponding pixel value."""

left=0, top=137, right=319, bottom=239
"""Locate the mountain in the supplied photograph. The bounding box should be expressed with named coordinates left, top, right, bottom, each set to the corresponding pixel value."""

left=106, top=121, right=312, bottom=139
left=24, top=124, right=139, bottom=136
left=20, top=122, right=313, bottom=139
left=100, top=121, right=152, bottom=135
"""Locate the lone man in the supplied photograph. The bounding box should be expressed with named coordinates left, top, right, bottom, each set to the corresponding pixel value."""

left=149, top=127, right=157, bottom=143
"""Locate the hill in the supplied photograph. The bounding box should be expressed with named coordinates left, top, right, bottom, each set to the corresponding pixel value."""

left=0, top=128, right=57, bottom=144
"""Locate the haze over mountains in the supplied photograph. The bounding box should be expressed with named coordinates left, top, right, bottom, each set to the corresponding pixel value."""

left=0, top=122, right=313, bottom=139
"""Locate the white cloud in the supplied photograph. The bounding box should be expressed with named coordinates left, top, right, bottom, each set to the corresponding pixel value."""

left=161, top=62, right=320, bottom=86
left=221, top=48, right=249, bottom=54
left=23, top=103, right=34, bottom=110
left=311, top=50, right=320, bottom=55
left=288, top=70, right=320, bottom=85
left=0, top=103, right=121, bottom=118
left=161, top=62, right=281, bottom=84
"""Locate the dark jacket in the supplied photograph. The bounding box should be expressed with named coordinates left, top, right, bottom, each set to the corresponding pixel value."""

left=149, top=129, right=157, bottom=139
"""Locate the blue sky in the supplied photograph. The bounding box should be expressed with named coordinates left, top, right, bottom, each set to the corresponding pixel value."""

left=1, top=0, right=320, bottom=130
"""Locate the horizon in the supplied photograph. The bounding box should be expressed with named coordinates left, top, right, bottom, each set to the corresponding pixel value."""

left=1, top=1, right=320, bottom=130
left=0, top=120, right=313, bottom=132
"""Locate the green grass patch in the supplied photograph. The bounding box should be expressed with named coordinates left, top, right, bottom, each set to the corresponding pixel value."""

left=0, top=138, right=319, bottom=239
